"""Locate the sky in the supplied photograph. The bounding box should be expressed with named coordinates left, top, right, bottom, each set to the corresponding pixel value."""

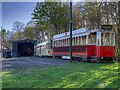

left=2, top=2, right=36, bottom=31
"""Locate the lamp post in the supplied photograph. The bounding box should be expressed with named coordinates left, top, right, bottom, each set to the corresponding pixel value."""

left=1, top=26, right=5, bottom=58
left=58, top=15, right=60, bottom=34
left=0, top=26, right=2, bottom=58
left=2, top=27, right=5, bottom=58
left=70, top=0, right=72, bottom=62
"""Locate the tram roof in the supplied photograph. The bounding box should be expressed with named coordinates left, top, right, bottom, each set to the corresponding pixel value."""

left=37, top=41, right=49, bottom=46
left=53, top=28, right=99, bottom=40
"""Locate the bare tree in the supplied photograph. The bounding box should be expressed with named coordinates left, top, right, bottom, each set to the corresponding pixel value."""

left=12, top=21, right=25, bottom=40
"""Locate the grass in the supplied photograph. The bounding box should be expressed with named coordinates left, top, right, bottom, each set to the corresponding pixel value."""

left=2, top=62, right=120, bottom=88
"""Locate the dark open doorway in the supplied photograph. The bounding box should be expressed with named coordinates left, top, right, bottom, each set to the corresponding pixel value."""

left=12, top=39, right=36, bottom=57
left=18, top=43, right=34, bottom=57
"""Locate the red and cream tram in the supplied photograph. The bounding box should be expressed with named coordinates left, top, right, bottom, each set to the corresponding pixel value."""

left=52, top=28, right=115, bottom=62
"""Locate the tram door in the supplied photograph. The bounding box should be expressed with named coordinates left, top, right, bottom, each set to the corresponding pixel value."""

left=96, top=31, right=115, bottom=58
left=96, top=32, right=101, bottom=57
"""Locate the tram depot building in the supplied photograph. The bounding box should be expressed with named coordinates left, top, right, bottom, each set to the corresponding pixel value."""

left=12, top=39, right=36, bottom=57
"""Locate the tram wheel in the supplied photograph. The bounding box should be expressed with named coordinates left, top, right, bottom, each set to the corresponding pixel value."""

left=77, top=57, right=82, bottom=62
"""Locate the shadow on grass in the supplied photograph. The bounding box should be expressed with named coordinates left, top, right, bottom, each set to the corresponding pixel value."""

left=2, top=62, right=119, bottom=88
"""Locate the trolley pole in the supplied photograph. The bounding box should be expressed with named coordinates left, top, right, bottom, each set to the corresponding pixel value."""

left=70, top=1, right=72, bottom=62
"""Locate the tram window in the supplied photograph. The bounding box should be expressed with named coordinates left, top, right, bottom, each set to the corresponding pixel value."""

left=101, top=33, right=104, bottom=45
left=72, top=37, right=74, bottom=46
left=72, top=38, right=74, bottom=46
left=74, top=37, right=75, bottom=45
left=55, top=41, right=57, bottom=47
left=56, top=41, right=57, bottom=47
left=82, top=36, right=86, bottom=45
left=63, top=39, right=65, bottom=46
left=57, top=40, right=59, bottom=47
left=101, top=32, right=110, bottom=46
left=56, top=40, right=59, bottom=47
left=88, top=33, right=96, bottom=45
left=78, top=37, right=79, bottom=45
left=105, top=33, right=110, bottom=45
left=66, top=39, right=67, bottom=46
left=59, top=40, right=60, bottom=46
left=68, top=38, right=70, bottom=46
left=46, top=43, right=51, bottom=49
left=64, top=39, right=66, bottom=46
left=76, top=37, right=79, bottom=45
left=61, top=40, right=62, bottom=46
left=65, top=39, right=67, bottom=46
left=74, top=37, right=76, bottom=45
left=58, top=40, right=59, bottom=46
left=59, top=40, right=61, bottom=46
left=67, top=38, right=69, bottom=46
left=68, top=38, right=69, bottom=46
left=92, top=33, right=96, bottom=45
left=66, top=39, right=68, bottom=46
left=54, top=41, right=56, bottom=47
left=111, top=33, right=114, bottom=46
left=88, top=34, right=92, bottom=44
left=75, top=37, right=77, bottom=45
left=79, top=36, right=81, bottom=45
left=65, top=39, right=66, bottom=46
left=53, top=41, right=54, bottom=47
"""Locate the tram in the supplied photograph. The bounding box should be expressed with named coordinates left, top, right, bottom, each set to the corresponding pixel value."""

left=35, top=40, right=52, bottom=57
left=52, top=27, right=115, bottom=62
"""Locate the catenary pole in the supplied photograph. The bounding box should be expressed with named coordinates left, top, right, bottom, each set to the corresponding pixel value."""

left=70, top=0, right=72, bottom=62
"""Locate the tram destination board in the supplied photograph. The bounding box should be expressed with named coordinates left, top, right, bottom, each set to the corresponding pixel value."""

left=101, top=25, right=112, bottom=30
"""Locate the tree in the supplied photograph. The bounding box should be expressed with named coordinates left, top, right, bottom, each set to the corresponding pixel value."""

left=12, top=21, right=25, bottom=40
left=23, top=26, right=35, bottom=40
left=78, top=2, right=119, bottom=61
left=26, top=20, right=35, bottom=27
left=31, top=2, right=46, bottom=42
left=73, top=3, right=84, bottom=30
left=12, top=21, right=25, bottom=32
left=6, top=30, right=14, bottom=47
left=32, top=2, right=69, bottom=41
left=0, top=28, right=13, bottom=48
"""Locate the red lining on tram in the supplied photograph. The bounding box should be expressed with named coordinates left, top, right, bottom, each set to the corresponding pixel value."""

left=53, top=45, right=115, bottom=58
left=52, top=52, right=87, bottom=55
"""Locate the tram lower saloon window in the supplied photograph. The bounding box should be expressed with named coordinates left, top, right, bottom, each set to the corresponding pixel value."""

left=101, top=33, right=110, bottom=46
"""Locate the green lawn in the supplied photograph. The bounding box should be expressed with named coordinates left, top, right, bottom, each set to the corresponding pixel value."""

left=2, top=62, right=120, bottom=88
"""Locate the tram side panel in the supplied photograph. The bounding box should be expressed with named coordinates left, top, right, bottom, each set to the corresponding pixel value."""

left=53, top=45, right=88, bottom=60
left=97, top=46, right=115, bottom=60
left=86, top=45, right=97, bottom=59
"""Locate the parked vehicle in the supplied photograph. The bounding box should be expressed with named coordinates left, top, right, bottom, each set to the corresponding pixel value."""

left=35, top=26, right=115, bottom=62
left=52, top=27, right=115, bottom=62
left=35, top=41, right=52, bottom=57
